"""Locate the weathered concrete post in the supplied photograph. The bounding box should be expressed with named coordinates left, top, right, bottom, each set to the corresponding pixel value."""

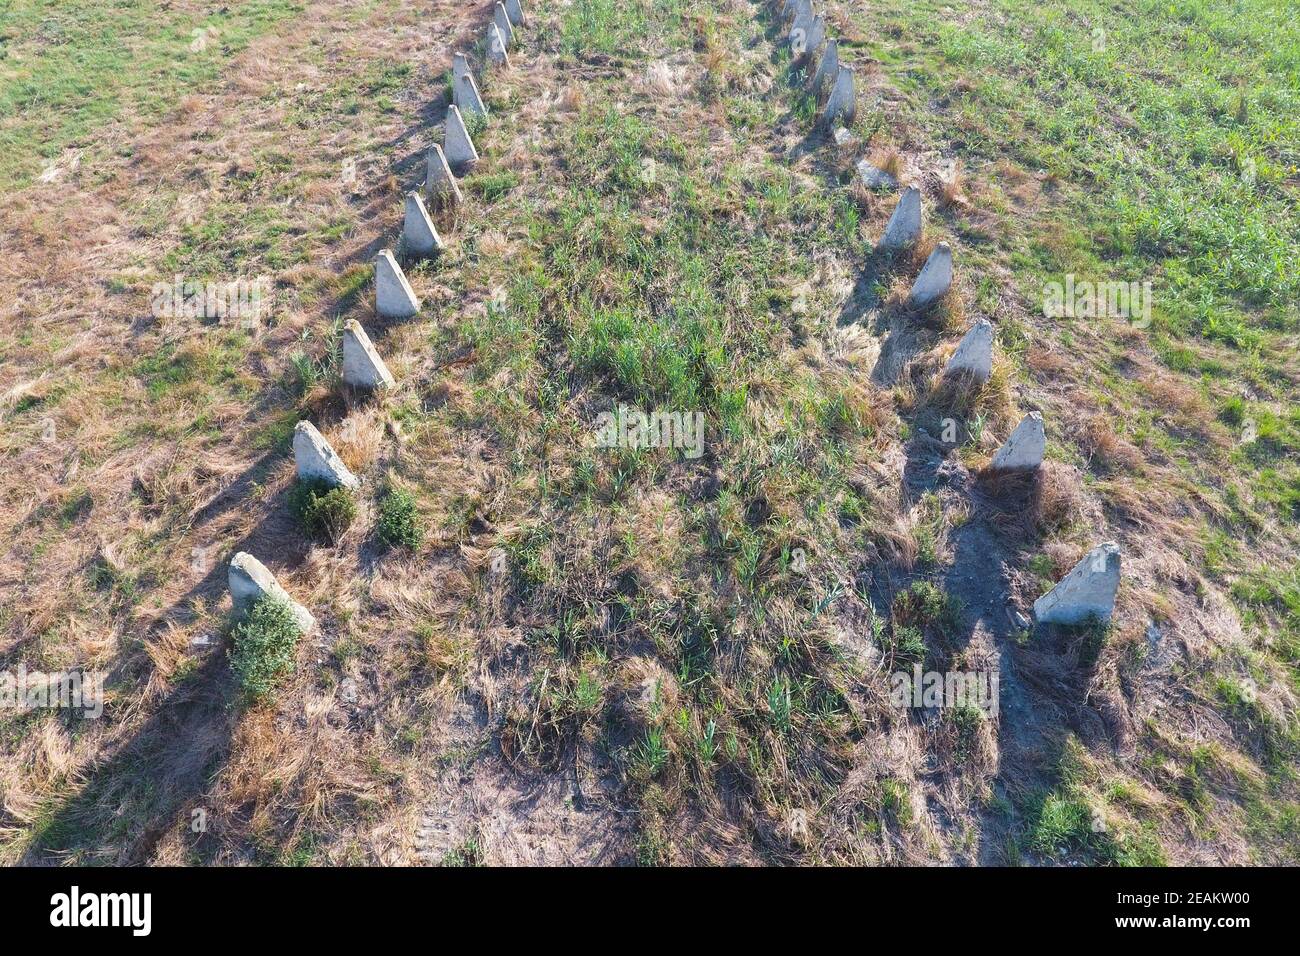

left=493, top=3, right=515, bottom=46
left=486, top=23, right=511, bottom=67
left=293, top=421, right=360, bottom=489
left=374, top=249, right=422, bottom=319
left=342, top=320, right=396, bottom=390
left=403, top=192, right=445, bottom=257
left=909, top=242, right=953, bottom=308
left=880, top=185, right=922, bottom=250
left=822, top=66, right=856, bottom=127
left=942, top=319, right=994, bottom=384
left=988, top=412, right=1046, bottom=471
left=1033, top=542, right=1122, bottom=626
left=811, top=38, right=839, bottom=97
left=444, top=104, right=479, bottom=168
left=454, top=70, right=487, bottom=119
left=229, top=553, right=316, bottom=633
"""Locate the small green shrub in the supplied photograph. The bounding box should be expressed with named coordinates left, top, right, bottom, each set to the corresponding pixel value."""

left=231, top=597, right=304, bottom=701
left=290, top=478, right=357, bottom=543
left=951, top=703, right=984, bottom=761
left=891, top=581, right=960, bottom=634
left=886, top=624, right=927, bottom=665
left=463, top=107, right=488, bottom=138
left=377, top=487, right=423, bottom=548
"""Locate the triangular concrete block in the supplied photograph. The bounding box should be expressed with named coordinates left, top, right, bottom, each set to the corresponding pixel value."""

left=486, top=22, right=511, bottom=67
left=806, top=15, right=827, bottom=58
left=943, top=318, right=994, bottom=384
left=504, top=0, right=525, bottom=26
left=909, top=242, right=953, bottom=308
left=444, top=104, right=479, bottom=168
left=1033, top=542, right=1121, bottom=625
left=342, top=319, right=396, bottom=390
left=374, top=248, right=422, bottom=319
left=856, top=157, right=897, bottom=190
left=454, top=70, right=487, bottom=119
left=789, top=0, right=813, bottom=32
left=822, top=65, right=856, bottom=127
left=880, top=185, right=922, bottom=250
left=293, top=420, right=360, bottom=490
left=403, top=192, right=444, bottom=258
left=229, top=552, right=315, bottom=634
left=812, top=38, right=839, bottom=96
left=790, top=7, right=815, bottom=59
left=989, top=412, right=1045, bottom=471
left=452, top=51, right=470, bottom=83
left=425, top=143, right=463, bottom=209
left=493, top=3, right=514, bottom=46
left=792, top=15, right=826, bottom=62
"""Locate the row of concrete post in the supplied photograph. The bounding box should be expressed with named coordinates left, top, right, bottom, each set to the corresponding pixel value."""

left=228, top=2, right=531, bottom=631
left=778, top=0, right=1120, bottom=625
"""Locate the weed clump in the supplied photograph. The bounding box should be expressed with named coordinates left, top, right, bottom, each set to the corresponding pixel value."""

left=878, top=581, right=963, bottom=669
left=891, top=580, right=960, bottom=633
left=231, top=597, right=304, bottom=701
left=377, top=487, right=423, bottom=548
left=290, top=478, right=357, bottom=544
left=884, top=624, right=927, bottom=665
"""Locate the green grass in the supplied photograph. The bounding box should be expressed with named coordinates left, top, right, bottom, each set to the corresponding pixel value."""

left=1020, top=740, right=1168, bottom=866
left=559, top=0, right=687, bottom=55
left=129, top=334, right=249, bottom=401
left=0, top=0, right=306, bottom=189
left=453, top=3, right=877, bottom=843
left=842, top=0, right=1299, bottom=524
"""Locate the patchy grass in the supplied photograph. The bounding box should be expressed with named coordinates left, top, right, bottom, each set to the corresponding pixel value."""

left=0, top=0, right=307, bottom=189
left=0, top=0, right=1295, bottom=867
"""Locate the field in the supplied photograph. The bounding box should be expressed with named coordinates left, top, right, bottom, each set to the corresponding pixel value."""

left=0, top=0, right=1296, bottom=865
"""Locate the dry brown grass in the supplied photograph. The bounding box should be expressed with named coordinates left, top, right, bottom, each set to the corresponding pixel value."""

left=1026, top=344, right=1070, bottom=378
left=1080, top=414, right=1144, bottom=474
left=872, top=145, right=903, bottom=180
left=558, top=85, right=584, bottom=112
left=907, top=349, right=1015, bottom=432
left=177, top=95, right=207, bottom=117
left=939, top=157, right=969, bottom=207
left=1144, top=370, right=1218, bottom=439
left=976, top=460, right=1085, bottom=539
